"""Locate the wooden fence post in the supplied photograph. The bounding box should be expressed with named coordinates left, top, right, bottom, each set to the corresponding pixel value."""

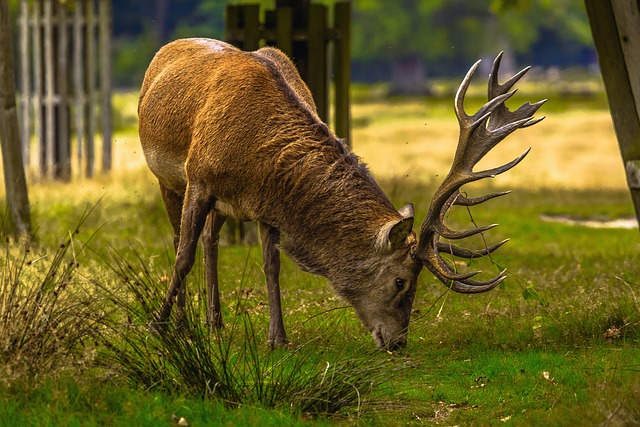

left=85, top=0, right=96, bottom=177
left=18, top=0, right=30, bottom=167
left=307, top=3, right=328, bottom=122
left=99, top=0, right=112, bottom=172
left=43, top=0, right=54, bottom=178
left=57, top=2, right=71, bottom=180
left=242, top=5, right=261, bottom=51
left=334, top=1, right=351, bottom=147
left=73, top=0, right=85, bottom=163
left=275, top=7, right=293, bottom=57
left=31, top=0, right=42, bottom=172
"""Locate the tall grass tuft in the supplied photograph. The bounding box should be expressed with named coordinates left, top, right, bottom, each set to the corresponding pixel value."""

left=0, top=211, right=99, bottom=380
left=95, top=248, right=401, bottom=417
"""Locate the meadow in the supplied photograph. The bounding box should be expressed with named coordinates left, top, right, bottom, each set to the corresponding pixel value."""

left=1, top=74, right=639, bottom=426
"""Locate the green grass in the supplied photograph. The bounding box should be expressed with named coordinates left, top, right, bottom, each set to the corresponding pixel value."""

left=2, top=178, right=638, bottom=425
left=93, top=247, right=398, bottom=416
left=1, top=83, right=639, bottom=425
left=0, top=376, right=328, bottom=427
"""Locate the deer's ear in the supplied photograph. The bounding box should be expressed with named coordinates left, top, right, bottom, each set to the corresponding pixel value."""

left=398, top=203, right=414, bottom=219
left=378, top=204, right=414, bottom=250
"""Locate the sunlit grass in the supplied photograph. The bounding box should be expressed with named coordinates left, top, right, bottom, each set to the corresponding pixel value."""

left=0, top=78, right=625, bottom=195
left=351, top=91, right=624, bottom=190
left=0, top=209, right=100, bottom=383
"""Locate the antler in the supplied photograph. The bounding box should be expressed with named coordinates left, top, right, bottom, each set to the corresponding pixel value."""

left=413, top=52, right=546, bottom=293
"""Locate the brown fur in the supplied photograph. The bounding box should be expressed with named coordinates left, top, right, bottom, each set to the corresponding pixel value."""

left=139, top=38, right=417, bottom=348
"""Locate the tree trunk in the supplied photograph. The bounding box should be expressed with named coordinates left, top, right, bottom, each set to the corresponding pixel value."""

left=0, top=0, right=31, bottom=236
left=154, top=0, right=171, bottom=43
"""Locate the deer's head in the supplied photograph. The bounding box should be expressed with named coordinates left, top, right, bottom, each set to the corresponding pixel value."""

left=346, top=53, right=545, bottom=350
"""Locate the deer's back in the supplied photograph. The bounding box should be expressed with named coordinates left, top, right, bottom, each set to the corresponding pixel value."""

left=138, top=38, right=342, bottom=221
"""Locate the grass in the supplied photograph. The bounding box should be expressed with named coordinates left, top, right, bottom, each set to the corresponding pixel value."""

left=94, top=247, right=397, bottom=416
left=0, top=207, right=100, bottom=381
left=0, top=78, right=639, bottom=425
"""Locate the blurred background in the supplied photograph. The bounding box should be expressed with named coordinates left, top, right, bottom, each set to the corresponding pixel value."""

left=102, top=0, right=594, bottom=90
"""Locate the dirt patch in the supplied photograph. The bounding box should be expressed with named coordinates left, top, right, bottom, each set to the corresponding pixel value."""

left=540, top=214, right=638, bottom=229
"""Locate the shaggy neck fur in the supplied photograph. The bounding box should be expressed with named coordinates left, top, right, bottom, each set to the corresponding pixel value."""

left=255, top=116, right=402, bottom=291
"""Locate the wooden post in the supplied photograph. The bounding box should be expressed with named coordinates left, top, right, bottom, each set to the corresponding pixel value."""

left=307, top=4, right=327, bottom=122
left=85, top=0, right=96, bottom=177
left=243, top=5, right=261, bottom=51
left=19, top=0, right=30, bottom=168
left=43, top=0, right=54, bottom=178
left=585, top=0, right=640, bottom=225
left=275, top=7, right=293, bottom=57
left=0, top=0, right=31, bottom=235
left=99, top=0, right=112, bottom=172
left=224, top=4, right=239, bottom=45
left=32, top=0, right=42, bottom=173
left=57, top=1, right=71, bottom=180
left=334, top=1, right=351, bottom=147
left=74, top=0, right=85, bottom=164
left=276, top=0, right=310, bottom=86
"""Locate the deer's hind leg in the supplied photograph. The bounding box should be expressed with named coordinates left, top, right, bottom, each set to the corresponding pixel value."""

left=259, top=222, right=288, bottom=348
left=202, top=210, right=226, bottom=328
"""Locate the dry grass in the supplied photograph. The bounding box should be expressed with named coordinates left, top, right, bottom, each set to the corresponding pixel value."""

left=0, top=87, right=627, bottom=198
left=352, top=102, right=625, bottom=190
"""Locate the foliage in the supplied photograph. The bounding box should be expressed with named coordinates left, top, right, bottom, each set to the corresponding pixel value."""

left=351, top=0, right=592, bottom=67
left=103, top=0, right=596, bottom=87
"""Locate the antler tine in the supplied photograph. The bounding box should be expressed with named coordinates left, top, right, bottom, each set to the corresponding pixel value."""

left=439, top=223, right=498, bottom=240
left=489, top=52, right=531, bottom=97
left=438, top=239, right=509, bottom=259
left=475, top=147, right=531, bottom=180
left=423, top=252, right=507, bottom=294
left=413, top=53, right=544, bottom=295
left=448, top=275, right=506, bottom=294
left=455, top=59, right=481, bottom=119
left=454, top=191, right=511, bottom=207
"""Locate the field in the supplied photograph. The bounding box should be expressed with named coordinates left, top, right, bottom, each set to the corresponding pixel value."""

left=1, top=75, right=639, bottom=426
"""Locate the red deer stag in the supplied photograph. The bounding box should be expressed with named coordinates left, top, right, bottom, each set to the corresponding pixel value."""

left=138, top=38, right=544, bottom=349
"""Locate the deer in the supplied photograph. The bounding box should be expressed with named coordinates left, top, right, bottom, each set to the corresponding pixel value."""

left=138, top=38, right=545, bottom=350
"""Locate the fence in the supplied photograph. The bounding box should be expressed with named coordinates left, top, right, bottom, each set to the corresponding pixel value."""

left=225, top=1, right=351, bottom=146
left=17, top=0, right=112, bottom=180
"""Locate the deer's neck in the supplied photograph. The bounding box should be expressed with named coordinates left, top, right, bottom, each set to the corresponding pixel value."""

left=259, top=126, right=399, bottom=280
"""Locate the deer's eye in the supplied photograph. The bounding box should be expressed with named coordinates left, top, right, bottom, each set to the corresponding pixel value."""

left=395, top=278, right=406, bottom=289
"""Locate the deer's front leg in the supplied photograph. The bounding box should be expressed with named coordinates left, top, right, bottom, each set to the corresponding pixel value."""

left=202, top=210, right=226, bottom=328
left=259, top=222, right=287, bottom=348
left=156, top=185, right=213, bottom=327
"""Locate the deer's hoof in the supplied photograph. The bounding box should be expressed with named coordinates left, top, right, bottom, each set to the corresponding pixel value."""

left=268, top=336, right=289, bottom=350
